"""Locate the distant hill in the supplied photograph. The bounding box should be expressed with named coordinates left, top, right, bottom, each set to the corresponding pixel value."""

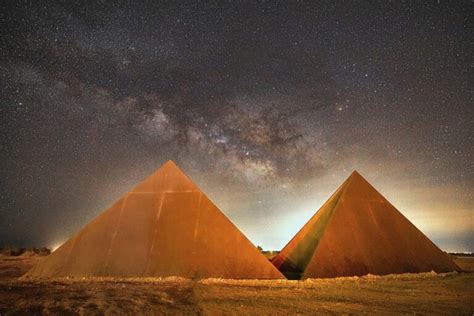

left=0, top=247, right=51, bottom=257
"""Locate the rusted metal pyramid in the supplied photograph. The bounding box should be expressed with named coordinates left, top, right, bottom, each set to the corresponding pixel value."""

left=25, top=161, right=284, bottom=279
left=272, top=171, right=460, bottom=279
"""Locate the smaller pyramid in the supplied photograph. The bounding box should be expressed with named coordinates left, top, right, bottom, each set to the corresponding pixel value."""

left=25, top=161, right=284, bottom=279
left=272, top=171, right=461, bottom=279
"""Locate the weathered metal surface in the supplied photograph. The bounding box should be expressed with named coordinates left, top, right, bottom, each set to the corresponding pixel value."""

left=25, top=161, right=284, bottom=279
left=272, top=171, right=460, bottom=279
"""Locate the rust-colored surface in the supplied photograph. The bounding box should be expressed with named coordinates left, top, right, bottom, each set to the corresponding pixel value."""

left=25, top=161, right=283, bottom=279
left=272, top=171, right=461, bottom=279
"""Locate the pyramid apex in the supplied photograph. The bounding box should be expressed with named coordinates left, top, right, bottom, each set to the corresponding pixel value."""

left=157, top=159, right=189, bottom=177
left=164, top=160, right=177, bottom=166
left=350, top=170, right=361, bottom=176
left=149, top=160, right=180, bottom=174
left=160, top=160, right=180, bottom=171
left=348, top=170, right=366, bottom=181
left=347, top=170, right=371, bottom=185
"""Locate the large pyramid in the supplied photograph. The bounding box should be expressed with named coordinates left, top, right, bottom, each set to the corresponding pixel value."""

left=25, top=161, right=284, bottom=279
left=272, top=171, right=460, bottom=279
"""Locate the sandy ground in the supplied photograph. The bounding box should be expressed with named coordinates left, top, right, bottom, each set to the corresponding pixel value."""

left=0, top=254, right=472, bottom=315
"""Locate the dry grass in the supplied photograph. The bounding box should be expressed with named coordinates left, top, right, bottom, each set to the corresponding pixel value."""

left=0, top=254, right=472, bottom=315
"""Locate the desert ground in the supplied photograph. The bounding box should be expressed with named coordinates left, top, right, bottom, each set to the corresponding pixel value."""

left=0, top=252, right=472, bottom=315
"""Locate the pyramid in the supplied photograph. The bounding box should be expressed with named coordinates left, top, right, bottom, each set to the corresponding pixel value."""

left=272, top=171, right=461, bottom=279
left=25, top=161, right=284, bottom=279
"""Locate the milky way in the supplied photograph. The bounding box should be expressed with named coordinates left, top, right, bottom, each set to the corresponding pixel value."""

left=1, top=2, right=472, bottom=251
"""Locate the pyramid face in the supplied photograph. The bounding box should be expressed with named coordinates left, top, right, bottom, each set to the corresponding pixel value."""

left=272, top=171, right=460, bottom=279
left=25, top=161, right=284, bottom=279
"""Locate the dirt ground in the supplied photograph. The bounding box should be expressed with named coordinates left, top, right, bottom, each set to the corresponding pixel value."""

left=0, top=254, right=472, bottom=315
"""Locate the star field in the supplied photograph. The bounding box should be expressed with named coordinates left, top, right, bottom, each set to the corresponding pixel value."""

left=0, top=1, right=472, bottom=251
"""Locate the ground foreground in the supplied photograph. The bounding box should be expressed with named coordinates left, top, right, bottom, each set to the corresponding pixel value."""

left=0, top=255, right=472, bottom=315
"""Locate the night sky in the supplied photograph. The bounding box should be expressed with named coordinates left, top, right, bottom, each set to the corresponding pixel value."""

left=1, top=1, right=472, bottom=252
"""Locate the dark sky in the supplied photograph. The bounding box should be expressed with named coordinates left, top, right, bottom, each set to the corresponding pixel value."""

left=1, top=1, right=472, bottom=252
